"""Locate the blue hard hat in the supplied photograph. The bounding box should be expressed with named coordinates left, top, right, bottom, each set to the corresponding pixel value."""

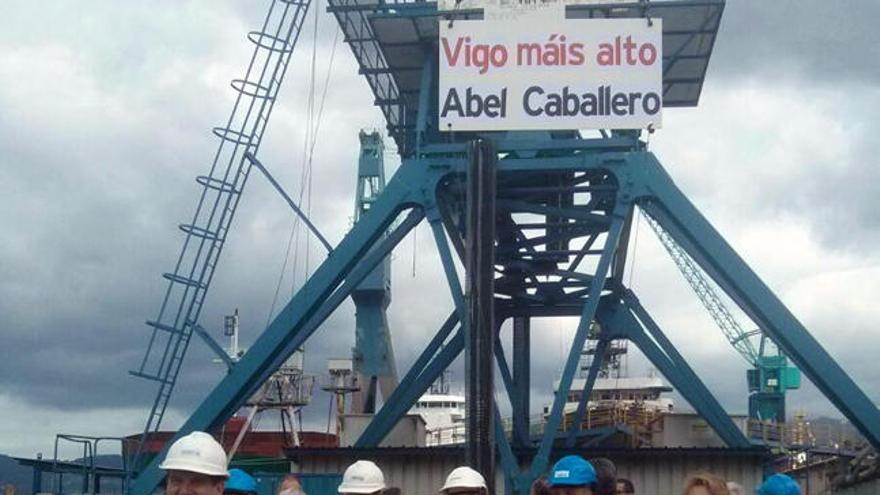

left=548, top=455, right=597, bottom=487
left=757, top=474, right=801, bottom=495
left=226, top=469, right=258, bottom=494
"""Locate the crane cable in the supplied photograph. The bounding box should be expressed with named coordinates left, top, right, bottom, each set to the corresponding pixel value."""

left=264, top=2, right=342, bottom=330
left=301, top=0, right=320, bottom=288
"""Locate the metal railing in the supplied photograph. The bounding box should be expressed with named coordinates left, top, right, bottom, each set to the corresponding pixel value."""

left=424, top=404, right=664, bottom=446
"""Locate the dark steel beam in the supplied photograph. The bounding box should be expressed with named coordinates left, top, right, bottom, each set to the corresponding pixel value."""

left=465, top=139, right=496, bottom=490
left=512, top=317, right=531, bottom=447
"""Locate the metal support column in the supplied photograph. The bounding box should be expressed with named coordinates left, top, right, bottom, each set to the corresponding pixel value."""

left=465, top=139, right=496, bottom=490
left=512, top=317, right=531, bottom=447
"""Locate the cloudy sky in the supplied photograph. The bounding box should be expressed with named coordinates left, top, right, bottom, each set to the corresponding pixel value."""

left=1, top=1, right=879, bottom=458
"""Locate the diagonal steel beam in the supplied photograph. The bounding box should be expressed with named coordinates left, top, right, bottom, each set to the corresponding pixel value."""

left=246, top=153, right=333, bottom=252
left=494, top=405, right=520, bottom=495
left=356, top=328, right=464, bottom=447
left=617, top=292, right=751, bottom=448
left=428, top=214, right=467, bottom=319
left=262, top=209, right=424, bottom=376
left=494, top=335, right=516, bottom=410
left=611, top=208, right=635, bottom=285
left=633, top=151, right=880, bottom=449
left=497, top=199, right=612, bottom=225
left=565, top=337, right=610, bottom=447
left=529, top=202, right=630, bottom=479
left=192, top=325, right=235, bottom=371
left=130, top=170, right=420, bottom=495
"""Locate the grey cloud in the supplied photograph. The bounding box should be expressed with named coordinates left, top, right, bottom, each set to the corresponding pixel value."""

left=2, top=0, right=878, bottom=453
left=713, top=1, right=880, bottom=86
left=662, top=3, right=880, bottom=250
left=653, top=81, right=880, bottom=254
left=0, top=0, right=377, bottom=417
left=796, top=96, right=880, bottom=249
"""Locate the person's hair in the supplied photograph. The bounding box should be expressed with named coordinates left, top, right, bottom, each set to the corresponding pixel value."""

left=616, top=478, right=634, bottom=494
left=530, top=477, right=552, bottom=495
left=549, top=487, right=592, bottom=495
left=725, top=482, right=744, bottom=495
left=163, top=471, right=226, bottom=491
left=682, top=472, right=729, bottom=495
left=590, top=458, right=616, bottom=495
left=277, top=474, right=304, bottom=495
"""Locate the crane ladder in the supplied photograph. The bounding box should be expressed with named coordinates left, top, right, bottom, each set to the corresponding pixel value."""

left=129, top=0, right=312, bottom=470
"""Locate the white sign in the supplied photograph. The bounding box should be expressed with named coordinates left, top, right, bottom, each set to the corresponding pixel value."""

left=438, top=17, right=663, bottom=131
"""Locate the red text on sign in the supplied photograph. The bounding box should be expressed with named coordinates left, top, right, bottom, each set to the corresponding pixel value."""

left=596, top=35, right=658, bottom=66
left=516, top=34, right=586, bottom=66
left=441, top=36, right=509, bottom=74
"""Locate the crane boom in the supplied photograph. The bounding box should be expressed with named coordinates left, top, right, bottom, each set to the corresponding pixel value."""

left=641, top=211, right=759, bottom=365
left=641, top=210, right=800, bottom=423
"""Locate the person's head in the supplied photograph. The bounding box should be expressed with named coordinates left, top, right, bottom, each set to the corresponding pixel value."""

left=338, top=460, right=386, bottom=495
left=226, top=469, right=258, bottom=495
left=589, top=458, right=616, bottom=495
left=756, top=474, right=800, bottom=495
left=278, top=474, right=304, bottom=495
left=682, top=472, right=729, bottom=495
left=529, top=477, right=551, bottom=495
left=159, top=431, right=229, bottom=495
left=548, top=456, right=597, bottom=495
left=615, top=479, right=634, bottom=495
left=439, top=467, right=488, bottom=495
left=725, top=481, right=744, bottom=495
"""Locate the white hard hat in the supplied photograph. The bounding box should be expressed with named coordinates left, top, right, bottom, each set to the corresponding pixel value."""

left=338, top=460, right=386, bottom=494
left=440, top=467, right=487, bottom=493
left=158, top=431, right=229, bottom=477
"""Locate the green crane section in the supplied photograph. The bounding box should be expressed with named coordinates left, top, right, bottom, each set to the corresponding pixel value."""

left=643, top=211, right=800, bottom=422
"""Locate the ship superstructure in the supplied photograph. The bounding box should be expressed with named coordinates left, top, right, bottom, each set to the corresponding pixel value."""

left=409, top=373, right=466, bottom=445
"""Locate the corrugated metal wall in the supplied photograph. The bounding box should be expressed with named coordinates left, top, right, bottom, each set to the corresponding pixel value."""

left=295, top=450, right=764, bottom=495
left=837, top=478, right=880, bottom=495
left=254, top=473, right=343, bottom=495
left=298, top=454, right=465, bottom=495
left=614, top=456, right=762, bottom=494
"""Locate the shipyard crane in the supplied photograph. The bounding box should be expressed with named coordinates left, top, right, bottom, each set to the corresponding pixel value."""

left=350, top=130, right=399, bottom=414
left=118, top=2, right=880, bottom=494
left=641, top=210, right=800, bottom=422
left=128, top=0, right=319, bottom=484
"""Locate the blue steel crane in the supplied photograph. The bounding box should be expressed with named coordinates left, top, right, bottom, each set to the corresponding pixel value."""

left=350, top=130, right=399, bottom=413
left=641, top=211, right=800, bottom=422
left=127, top=2, right=880, bottom=495
left=128, top=0, right=315, bottom=479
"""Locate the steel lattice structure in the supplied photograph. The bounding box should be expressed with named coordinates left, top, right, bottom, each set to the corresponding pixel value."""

left=128, top=1, right=880, bottom=494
